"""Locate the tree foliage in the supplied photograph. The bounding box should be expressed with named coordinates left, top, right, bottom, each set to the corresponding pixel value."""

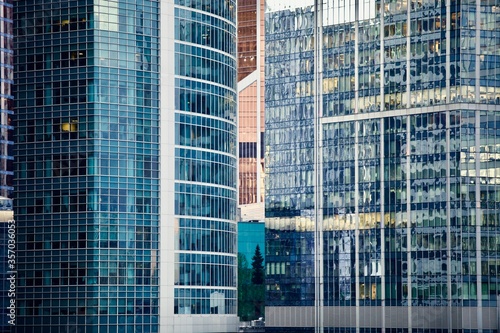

left=237, top=253, right=253, bottom=320
left=251, top=245, right=264, bottom=285
left=238, top=245, right=265, bottom=321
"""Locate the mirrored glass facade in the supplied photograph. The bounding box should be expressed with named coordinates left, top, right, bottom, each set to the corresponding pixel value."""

left=265, top=0, right=500, bottom=331
left=15, top=1, right=160, bottom=332
left=238, top=0, right=265, bottom=207
left=14, top=0, right=238, bottom=332
left=238, top=220, right=265, bottom=266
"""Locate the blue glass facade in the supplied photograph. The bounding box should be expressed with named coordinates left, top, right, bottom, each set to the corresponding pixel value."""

left=265, top=0, right=500, bottom=331
left=14, top=1, right=160, bottom=332
left=14, top=0, right=238, bottom=332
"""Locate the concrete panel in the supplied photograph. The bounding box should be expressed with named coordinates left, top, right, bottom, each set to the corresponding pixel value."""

left=359, top=307, right=383, bottom=327
left=461, top=306, right=477, bottom=329
left=266, top=306, right=315, bottom=327
left=267, top=305, right=499, bottom=330
left=302, top=306, right=315, bottom=327
left=385, top=307, right=409, bottom=328
left=412, top=307, right=448, bottom=329
left=481, top=307, right=498, bottom=330
left=324, top=307, right=356, bottom=327
left=451, top=307, right=462, bottom=329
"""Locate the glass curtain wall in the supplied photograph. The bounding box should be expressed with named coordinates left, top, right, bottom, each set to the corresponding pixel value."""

left=238, top=0, right=266, bottom=207
left=14, top=1, right=160, bottom=332
left=173, top=0, right=239, bottom=323
left=265, top=0, right=500, bottom=331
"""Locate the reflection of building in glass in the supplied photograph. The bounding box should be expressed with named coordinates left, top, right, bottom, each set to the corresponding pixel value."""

left=264, top=0, right=500, bottom=331
left=238, top=0, right=265, bottom=206
left=14, top=0, right=237, bottom=332
left=238, top=220, right=265, bottom=323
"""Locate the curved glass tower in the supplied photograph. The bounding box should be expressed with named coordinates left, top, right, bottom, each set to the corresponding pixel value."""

left=14, top=1, right=237, bottom=332
left=265, top=0, right=500, bottom=331
left=167, top=0, right=239, bottom=330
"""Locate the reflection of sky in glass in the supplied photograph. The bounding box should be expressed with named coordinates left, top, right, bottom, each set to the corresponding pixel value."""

left=323, top=0, right=376, bottom=24
left=265, top=0, right=314, bottom=13
left=266, top=0, right=376, bottom=24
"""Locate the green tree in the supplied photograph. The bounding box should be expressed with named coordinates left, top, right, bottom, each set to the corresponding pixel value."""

left=251, top=245, right=264, bottom=285
left=250, top=245, right=265, bottom=319
left=238, top=246, right=265, bottom=321
left=237, top=253, right=253, bottom=321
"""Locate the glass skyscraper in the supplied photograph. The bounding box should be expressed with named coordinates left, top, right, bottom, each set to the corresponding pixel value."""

left=264, top=0, right=500, bottom=332
left=238, top=0, right=265, bottom=208
left=14, top=1, right=237, bottom=332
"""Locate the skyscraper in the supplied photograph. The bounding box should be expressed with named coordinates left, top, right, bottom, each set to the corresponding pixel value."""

left=14, top=1, right=237, bottom=332
left=237, top=0, right=265, bottom=211
left=264, top=0, right=500, bottom=332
